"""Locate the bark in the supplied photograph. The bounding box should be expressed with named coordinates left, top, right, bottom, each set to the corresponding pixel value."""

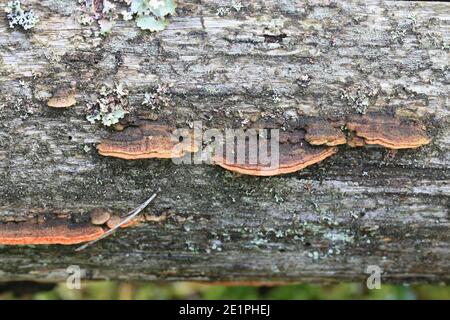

left=0, top=0, right=449, bottom=283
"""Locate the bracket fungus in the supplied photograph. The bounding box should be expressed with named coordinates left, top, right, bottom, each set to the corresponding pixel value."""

left=47, top=89, right=77, bottom=108
left=90, top=209, right=111, bottom=225
left=96, top=114, right=431, bottom=176
left=0, top=220, right=104, bottom=245
left=213, top=130, right=337, bottom=176
left=347, top=135, right=366, bottom=148
left=0, top=195, right=156, bottom=248
left=346, top=114, right=431, bottom=149
left=304, top=121, right=346, bottom=146
left=97, top=121, right=198, bottom=159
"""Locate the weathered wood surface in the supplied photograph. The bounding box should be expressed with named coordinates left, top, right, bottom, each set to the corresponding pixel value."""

left=0, top=0, right=449, bottom=283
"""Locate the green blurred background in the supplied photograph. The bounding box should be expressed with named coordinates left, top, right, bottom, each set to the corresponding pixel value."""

left=0, top=282, right=448, bottom=300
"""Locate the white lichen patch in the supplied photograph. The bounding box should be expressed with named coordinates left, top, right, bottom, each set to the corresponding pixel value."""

left=142, top=83, right=173, bottom=110
left=324, top=230, right=354, bottom=243
left=390, top=13, right=418, bottom=44
left=78, top=13, right=94, bottom=26
left=86, top=83, right=131, bottom=126
left=271, top=88, right=282, bottom=103
left=216, top=7, right=230, bottom=17
left=340, top=84, right=378, bottom=115
left=231, top=1, right=244, bottom=12
left=5, top=1, right=39, bottom=30
left=216, top=1, right=245, bottom=16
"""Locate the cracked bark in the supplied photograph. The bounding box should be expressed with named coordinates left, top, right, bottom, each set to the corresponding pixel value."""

left=0, top=0, right=449, bottom=283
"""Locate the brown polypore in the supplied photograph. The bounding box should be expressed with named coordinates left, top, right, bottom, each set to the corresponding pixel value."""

left=90, top=209, right=111, bottom=225
left=346, top=114, right=431, bottom=149
left=106, top=215, right=121, bottom=229
left=97, top=122, right=198, bottom=159
left=304, top=121, right=346, bottom=146
left=0, top=220, right=104, bottom=245
left=47, top=89, right=77, bottom=108
left=213, top=130, right=337, bottom=176
left=106, top=214, right=142, bottom=229
left=346, top=135, right=366, bottom=148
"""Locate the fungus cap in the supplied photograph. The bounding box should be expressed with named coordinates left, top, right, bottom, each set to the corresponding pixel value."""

left=0, top=221, right=104, bottom=245
left=346, top=114, right=431, bottom=149
left=97, top=122, right=198, bottom=159
left=304, top=121, right=346, bottom=146
left=213, top=130, right=337, bottom=176
left=90, top=209, right=111, bottom=225
left=47, top=89, right=77, bottom=108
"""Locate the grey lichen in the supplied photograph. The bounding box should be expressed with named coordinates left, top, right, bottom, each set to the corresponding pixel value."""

left=340, top=85, right=378, bottom=115
left=86, top=83, right=131, bottom=126
left=390, top=13, right=418, bottom=44
left=271, top=89, right=282, bottom=103
left=216, top=1, right=244, bottom=16
left=141, top=83, right=173, bottom=110
left=5, top=1, right=39, bottom=30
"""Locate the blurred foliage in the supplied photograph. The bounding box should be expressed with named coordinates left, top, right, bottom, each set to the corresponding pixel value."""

left=0, top=281, right=448, bottom=300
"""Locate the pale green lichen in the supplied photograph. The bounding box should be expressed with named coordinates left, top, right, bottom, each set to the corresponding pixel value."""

left=98, top=18, right=116, bottom=35
left=78, top=0, right=176, bottom=34
left=5, top=0, right=39, bottom=30
left=128, top=0, right=176, bottom=31
left=135, top=15, right=166, bottom=31
left=86, top=83, right=130, bottom=126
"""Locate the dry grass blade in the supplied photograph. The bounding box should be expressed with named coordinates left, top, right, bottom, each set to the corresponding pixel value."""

left=75, top=193, right=157, bottom=251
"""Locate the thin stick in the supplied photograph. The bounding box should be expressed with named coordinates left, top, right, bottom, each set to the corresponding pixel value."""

left=75, top=193, right=157, bottom=252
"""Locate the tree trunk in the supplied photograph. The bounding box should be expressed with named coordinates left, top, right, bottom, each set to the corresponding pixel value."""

left=0, top=0, right=449, bottom=284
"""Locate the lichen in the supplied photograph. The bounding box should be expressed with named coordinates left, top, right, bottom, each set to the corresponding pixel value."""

left=390, top=13, right=418, bottom=44
left=4, top=0, right=39, bottom=30
left=216, top=7, right=230, bottom=17
left=78, top=0, right=176, bottom=34
left=216, top=1, right=244, bottom=16
left=141, top=83, right=173, bottom=110
left=98, top=18, right=115, bottom=35
left=86, top=83, right=131, bottom=126
left=78, top=13, right=94, bottom=26
left=130, top=0, right=176, bottom=31
left=271, top=88, right=282, bottom=103
left=340, top=85, right=378, bottom=115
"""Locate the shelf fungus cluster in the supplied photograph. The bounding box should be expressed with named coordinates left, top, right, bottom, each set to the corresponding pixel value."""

left=304, top=120, right=346, bottom=147
left=345, top=114, right=431, bottom=149
left=97, top=122, right=198, bottom=159
left=0, top=194, right=157, bottom=247
left=212, top=130, right=338, bottom=176
left=96, top=114, right=431, bottom=176
left=0, top=209, right=141, bottom=246
left=0, top=220, right=104, bottom=245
